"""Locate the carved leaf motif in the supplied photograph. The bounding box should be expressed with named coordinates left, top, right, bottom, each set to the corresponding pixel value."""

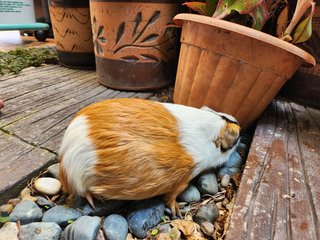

left=133, top=10, right=161, bottom=44
left=116, top=22, right=125, bottom=45
left=141, top=34, right=159, bottom=43
left=133, top=12, right=142, bottom=37
left=148, top=10, right=161, bottom=25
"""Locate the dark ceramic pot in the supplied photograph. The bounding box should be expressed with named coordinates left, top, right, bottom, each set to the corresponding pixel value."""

left=49, top=0, right=95, bottom=69
left=89, top=0, right=179, bottom=90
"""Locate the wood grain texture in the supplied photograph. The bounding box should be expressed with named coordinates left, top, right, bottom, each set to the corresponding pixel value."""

left=0, top=65, right=153, bottom=204
left=226, top=98, right=320, bottom=240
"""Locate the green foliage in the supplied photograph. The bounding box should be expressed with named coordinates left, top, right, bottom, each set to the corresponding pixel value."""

left=67, top=219, right=74, bottom=224
left=0, top=47, right=58, bottom=76
left=183, top=0, right=315, bottom=43
left=0, top=216, right=10, bottom=223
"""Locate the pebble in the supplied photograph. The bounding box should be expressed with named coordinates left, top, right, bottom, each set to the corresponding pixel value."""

left=19, top=187, right=32, bottom=199
left=193, top=203, right=219, bottom=225
left=9, top=200, right=43, bottom=224
left=7, top=198, right=21, bottom=207
left=0, top=204, right=13, bottom=217
left=0, top=222, right=18, bottom=240
left=22, top=195, right=38, bottom=202
left=218, top=167, right=240, bottom=176
left=42, top=206, right=82, bottom=227
left=196, top=172, right=219, bottom=195
left=237, top=142, right=248, bottom=152
left=103, top=214, right=128, bottom=240
left=82, top=199, right=126, bottom=216
left=221, top=174, right=231, bottom=187
left=36, top=196, right=55, bottom=209
left=177, top=184, right=201, bottom=203
left=47, top=163, right=60, bottom=180
left=223, top=150, right=243, bottom=168
left=201, top=221, right=214, bottom=236
left=64, top=216, right=100, bottom=240
left=127, top=198, right=165, bottom=239
left=20, top=222, right=61, bottom=240
left=34, top=177, right=62, bottom=195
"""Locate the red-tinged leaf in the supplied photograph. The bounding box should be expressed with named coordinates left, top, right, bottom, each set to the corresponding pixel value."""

left=250, top=1, right=270, bottom=30
left=183, top=2, right=207, bottom=15
left=213, top=0, right=263, bottom=19
left=206, top=0, right=219, bottom=16
left=292, top=2, right=315, bottom=43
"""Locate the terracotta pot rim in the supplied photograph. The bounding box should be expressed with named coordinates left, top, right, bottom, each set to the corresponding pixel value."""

left=173, top=13, right=316, bottom=66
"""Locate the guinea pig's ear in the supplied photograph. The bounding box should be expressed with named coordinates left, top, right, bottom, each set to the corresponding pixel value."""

left=214, top=122, right=240, bottom=152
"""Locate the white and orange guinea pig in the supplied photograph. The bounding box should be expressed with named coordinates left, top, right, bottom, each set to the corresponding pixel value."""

left=59, top=98, right=240, bottom=216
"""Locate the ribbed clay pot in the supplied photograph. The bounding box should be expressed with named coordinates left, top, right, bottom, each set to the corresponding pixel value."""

left=89, top=0, right=179, bottom=90
left=49, top=0, right=95, bottom=69
left=173, top=14, right=316, bottom=129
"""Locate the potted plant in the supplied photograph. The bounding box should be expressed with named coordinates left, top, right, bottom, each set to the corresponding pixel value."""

left=49, top=0, right=95, bottom=69
left=89, top=0, right=181, bottom=90
left=172, top=0, right=316, bottom=129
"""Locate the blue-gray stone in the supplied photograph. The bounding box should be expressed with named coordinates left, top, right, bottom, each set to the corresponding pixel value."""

left=177, top=184, right=201, bottom=203
left=36, top=196, right=54, bottom=209
left=64, top=216, right=101, bottom=240
left=127, top=198, right=165, bottom=239
left=82, top=199, right=126, bottom=216
left=42, top=206, right=82, bottom=227
left=223, top=150, right=243, bottom=168
left=47, top=163, right=60, bottom=180
left=20, top=222, right=61, bottom=240
left=103, top=214, right=128, bottom=240
left=9, top=200, right=43, bottom=224
left=196, top=172, right=219, bottom=195
left=193, top=203, right=219, bottom=225
left=218, top=166, right=240, bottom=177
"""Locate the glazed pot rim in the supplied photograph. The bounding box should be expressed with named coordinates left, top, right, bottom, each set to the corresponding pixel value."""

left=173, top=13, right=316, bottom=66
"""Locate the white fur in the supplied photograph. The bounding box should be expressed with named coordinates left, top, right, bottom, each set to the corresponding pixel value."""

left=163, top=103, right=237, bottom=177
left=59, top=115, right=97, bottom=196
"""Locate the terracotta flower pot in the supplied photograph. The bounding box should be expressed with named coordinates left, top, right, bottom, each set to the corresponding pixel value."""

left=173, top=14, right=316, bottom=129
left=49, top=0, right=95, bottom=69
left=89, top=0, right=179, bottom=90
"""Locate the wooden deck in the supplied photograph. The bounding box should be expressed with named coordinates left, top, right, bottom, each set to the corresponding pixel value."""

left=0, top=65, right=153, bottom=204
left=226, top=98, right=320, bottom=240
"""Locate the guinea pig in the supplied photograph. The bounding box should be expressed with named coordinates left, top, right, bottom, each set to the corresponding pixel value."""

left=59, top=98, right=240, bottom=216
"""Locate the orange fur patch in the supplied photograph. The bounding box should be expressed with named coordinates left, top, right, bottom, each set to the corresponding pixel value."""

left=76, top=98, right=195, bottom=207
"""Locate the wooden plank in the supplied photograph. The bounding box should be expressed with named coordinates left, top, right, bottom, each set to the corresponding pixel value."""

left=0, top=72, right=98, bottom=127
left=226, top=98, right=320, bottom=240
left=0, top=130, right=56, bottom=205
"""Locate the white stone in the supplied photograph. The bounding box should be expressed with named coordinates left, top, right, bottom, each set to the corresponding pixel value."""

left=34, top=177, right=62, bottom=195
left=0, top=222, right=18, bottom=240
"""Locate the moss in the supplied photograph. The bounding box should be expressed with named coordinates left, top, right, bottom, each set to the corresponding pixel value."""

left=0, top=47, right=58, bottom=76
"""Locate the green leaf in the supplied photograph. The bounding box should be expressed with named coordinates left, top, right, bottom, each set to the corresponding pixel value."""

left=151, top=229, right=159, bottom=236
left=213, top=0, right=263, bottom=19
left=250, top=1, right=270, bottom=30
left=292, top=2, right=315, bottom=43
left=183, top=2, right=207, bottom=15
left=0, top=216, right=10, bottom=223
left=206, top=0, right=219, bottom=16
left=67, top=219, right=74, bottom=224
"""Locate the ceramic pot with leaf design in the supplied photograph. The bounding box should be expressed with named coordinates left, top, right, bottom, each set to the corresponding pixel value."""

left=90, top=0, right=179, bottom=90
left=49, top=0, right=95, bottom=69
